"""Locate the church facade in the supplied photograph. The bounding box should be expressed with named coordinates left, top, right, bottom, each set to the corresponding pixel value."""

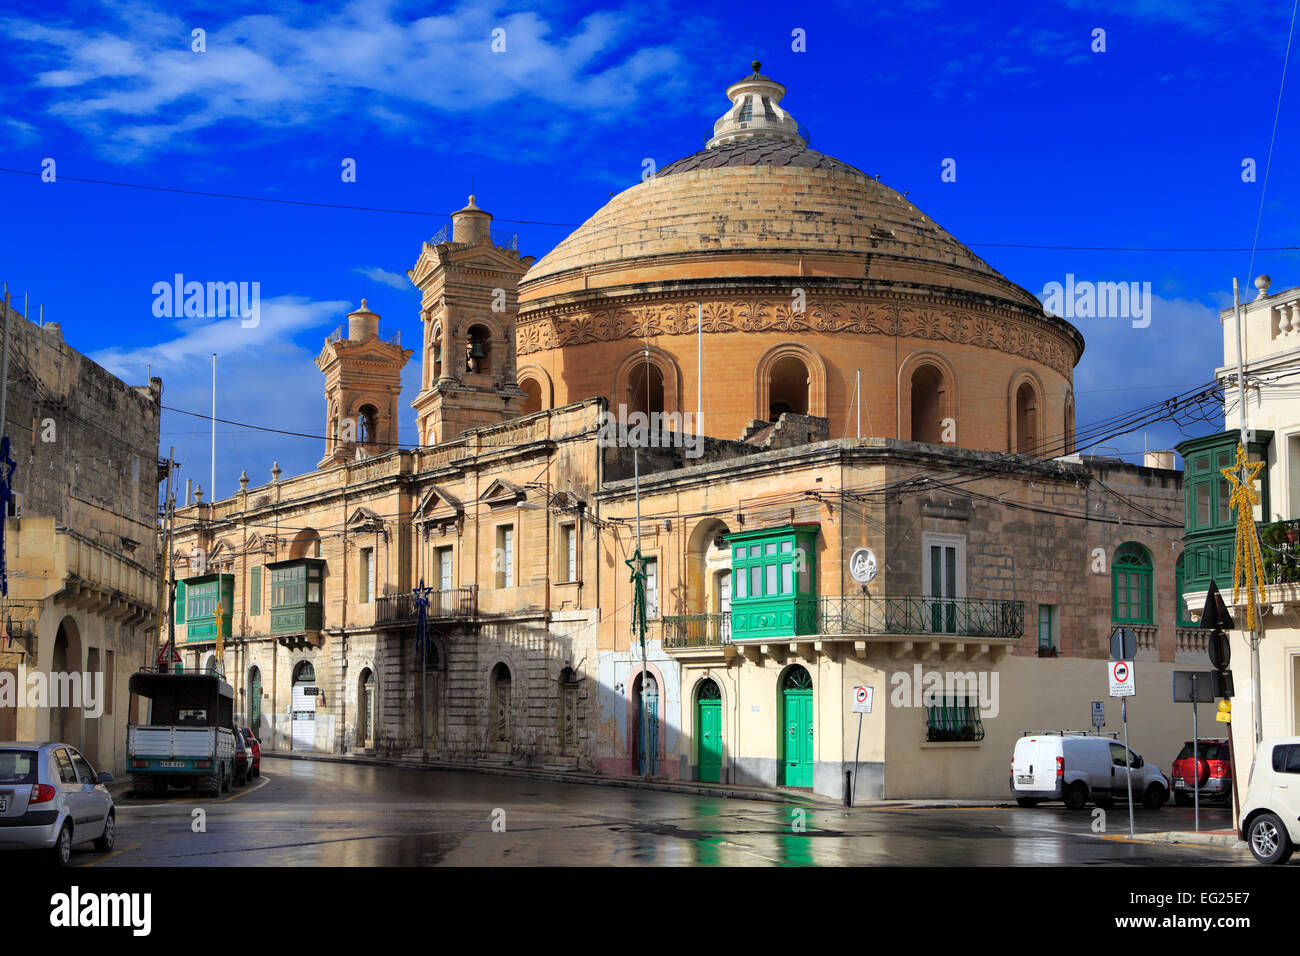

left=167, top=66, right=1202, bottom=799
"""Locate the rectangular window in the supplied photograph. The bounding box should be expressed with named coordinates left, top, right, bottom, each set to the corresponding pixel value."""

left=645, top=557, right=659, bottom=619
left=175, top=581, right=186, bottom=625
left=271, top=565, right=307, bottom=608
left=750, top=565, right=762, bottom=599
left=250, top=566, right=262, bottom=616
left=561, top=524, right=577, bottom=582
left=765, top=562, right=778, bottom=596
left=437, top=547, right=454, bottom=592
left=360, top=548, right=374, bottom=603
left=925, top=696, right=985, bottom=741
left=781, top=562, right=793, bottom=595
left=496, top=525, right=514, bottom=588
left=1037, top=605, right=1056, bottom=649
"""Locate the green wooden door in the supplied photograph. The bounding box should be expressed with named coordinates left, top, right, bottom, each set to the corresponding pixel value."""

left=249, top=670, right=262, bottom=739
left=782, top=667, right=813, bottom=787
left=697, top=680, right=722, bottom=783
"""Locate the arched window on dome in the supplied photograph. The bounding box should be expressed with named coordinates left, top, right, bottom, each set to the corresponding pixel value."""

left=520, top=377, right=543, bottom=415
left=628, top=362, right=665, bottom=417
left=910, top=364, right=946, bottom=444
left=1014, top=382, right=1039, bottom=455
left=769, top=355, right=809, bottom=420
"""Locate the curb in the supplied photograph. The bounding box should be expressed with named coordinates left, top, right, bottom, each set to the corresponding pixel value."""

left=261, top=750, right=838, bottom=807
left=1103, top=830, right=1247, bottom=849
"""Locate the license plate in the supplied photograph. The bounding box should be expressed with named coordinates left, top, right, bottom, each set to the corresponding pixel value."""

left=0, top=798, right=7, bottom=812
left=1016, top=775, right=1034, bottom=785
left=1174, top=780, right=1186, bottom=788
left=159, top=761, right=185, bottom=768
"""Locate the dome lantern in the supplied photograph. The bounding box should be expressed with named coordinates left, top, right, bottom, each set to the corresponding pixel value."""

left=706, top=62, right=805, bottom=149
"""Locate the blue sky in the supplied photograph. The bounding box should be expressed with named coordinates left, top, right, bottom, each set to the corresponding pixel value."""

left=2, top=0, right=1296, bottom=498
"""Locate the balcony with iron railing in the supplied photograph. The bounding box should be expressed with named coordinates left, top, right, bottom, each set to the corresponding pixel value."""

left=375, top=586, right=478, bottom=625
left=661, top=612, right=732, bottom=649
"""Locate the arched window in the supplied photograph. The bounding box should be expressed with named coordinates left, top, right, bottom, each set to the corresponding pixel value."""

left=627, top=362, right=665, bottom=417
left=431, top=324, right=443, bottom=380
left=490, top=662, right=512, bottom=752
left=520, top=377, right=543, bottom=415
left=357, top=404, right=378, bottom=444
left=769, top=355, right=809, bottom=420
left=910, top=364, right=945, bottom=443
left=1112, top=542, right=1153, bottom=624
left=1014, top=382, right=1039, bottom=454
left=466, top=324, right=492, bottom=374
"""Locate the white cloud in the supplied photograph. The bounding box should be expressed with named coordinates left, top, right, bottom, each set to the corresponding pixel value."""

left=354, top=266, right=414, bottom=291
left=3, top=1, right=689, bottom=159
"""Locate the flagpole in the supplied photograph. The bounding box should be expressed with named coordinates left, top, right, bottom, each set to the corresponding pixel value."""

left=211, top=352, right=217, bottom=502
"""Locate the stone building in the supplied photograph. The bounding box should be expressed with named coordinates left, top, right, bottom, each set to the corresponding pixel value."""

left=0, top=298, right=161, bottom=777
left=168, top=66, right=1202, bottom=798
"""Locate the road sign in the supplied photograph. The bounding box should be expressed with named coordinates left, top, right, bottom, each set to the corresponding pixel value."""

left=1207, top=629, right=1231, bottom=670
left=1109, top=626, right=1137, bottom=661
left=1217, top=699, right=1232, bottom=723
left=1199, top=580, right=1235, bottom=631
left=852, top=685, right=874, bottom=713
left=1173, top=670, right=1217, bottom=703
left=1109, top=659, right=1135, bottom=697
left=155, top=643, right=181, bottom=665
left=1091, top=701, right=1105, bottom=727
left=849, top=548, right=877, bottom=584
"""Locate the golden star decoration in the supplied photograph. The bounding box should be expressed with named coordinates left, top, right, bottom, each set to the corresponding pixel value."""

left=1221, top=442, right=1267, bottom=629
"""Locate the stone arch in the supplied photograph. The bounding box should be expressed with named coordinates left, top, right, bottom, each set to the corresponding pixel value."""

left=624, top=661, right=668, bottom=767
left=898, top=350, right=958, bottom=444
left=1008, top=369, right=1045, bottom=455
left=557, top=666, right=581, bottom=756
left=690, top=671, right=729, bottom=781
left=517, top=364, right=553, bottom=415
left=612, top=346, right=682, bottom=419
left=685, top=517, right=732, bottom=614
left=49, top=615, right=83, bottom=747
left=754, top=343, right=827, bottom=423
left=289, top=528, right=322, bottom=559
left=356, top=664, right=377, bottom=749
left=489, top=661, right=513, bottom=753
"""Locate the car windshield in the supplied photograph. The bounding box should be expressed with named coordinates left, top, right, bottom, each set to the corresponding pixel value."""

left=1176, top=743, right=1228, bottom=761
left=0, top=750, right=39, bottom=784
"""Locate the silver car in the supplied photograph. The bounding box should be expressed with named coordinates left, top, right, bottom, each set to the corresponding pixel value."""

left=0, top=742, right=116, bottom=865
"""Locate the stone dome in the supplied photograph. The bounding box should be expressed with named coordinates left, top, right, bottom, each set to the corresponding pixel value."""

left=513, top=68, right=1082, bottom=455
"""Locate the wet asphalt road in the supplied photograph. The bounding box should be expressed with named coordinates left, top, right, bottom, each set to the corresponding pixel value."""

left=77, top=757, right=1256, bottom=866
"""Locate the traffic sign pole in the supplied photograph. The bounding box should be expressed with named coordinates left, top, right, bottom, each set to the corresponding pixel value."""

left=1191, top=674, right=1199, bottom=833
left=1122, top=698, right=1134, bottom=838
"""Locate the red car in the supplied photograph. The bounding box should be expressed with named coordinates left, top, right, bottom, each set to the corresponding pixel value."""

left=1170, top=738, right=1231, bottom=806
left=238, top=727, right=261, bottom=778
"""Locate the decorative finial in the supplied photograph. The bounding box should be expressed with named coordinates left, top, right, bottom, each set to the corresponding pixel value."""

left=271, top=461, right=282, bottom=482
left=752, top=60, right=761, bottom=73
left=360, top=298, right=368, bottom=310
left=1255, top=275, right=1271, bottom=299
left=194, top=484, right=204, bottom=503
left=239, top=469, right=249, bottom=491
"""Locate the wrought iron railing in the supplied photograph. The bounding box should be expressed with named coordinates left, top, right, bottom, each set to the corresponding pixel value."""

left=375, top=586, right=477, bottom=624
left=661, top=612, right=732, bottom=648
left=1259, top=518, right=1300, bottom=584
left=491, top=230, right=518, bottom=250
left=816, top=595, right=1024, bottom=639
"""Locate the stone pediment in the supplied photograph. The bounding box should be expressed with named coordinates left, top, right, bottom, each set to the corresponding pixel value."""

left=346, top=506, right=384, bottom=530
left=416, top=485, right=465, bottom=519
left=479, top=478, right=526, bottom=507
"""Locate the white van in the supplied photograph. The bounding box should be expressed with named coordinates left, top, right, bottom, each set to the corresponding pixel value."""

left=1239, top=736, right=1300, bottom=864
left=1010, top=731, right=1169, bottom=810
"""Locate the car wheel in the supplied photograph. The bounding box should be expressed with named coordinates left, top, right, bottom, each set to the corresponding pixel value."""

left=1143, top=784, right=1167, bottom=810
left=93, top=812, right=116, bottom=853
left=51, top=822, right=73, bottom=867
left=1248, top=812, right=1295, bottom=865
left=1015, top=798, right=1040, bottom=808
left=1064, top=783, right=1088, bottom=811
left=1174, top=792, right=1192, bottom=806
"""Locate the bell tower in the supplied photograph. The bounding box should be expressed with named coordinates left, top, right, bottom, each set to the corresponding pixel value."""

left=409, top=195, right=535, bottom=445
left=316, top=299, right=413, bottom=468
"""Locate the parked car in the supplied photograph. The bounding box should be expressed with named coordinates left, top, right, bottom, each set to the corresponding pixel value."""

left=1239, top=736, right=1300, bottom=864
left=0, top=742, right=116, bottom=866
left=1170, top=738, right=1232, bottom=806
left=239, top=727, right=260, bottom=778
left=1010, top=731, right=1169, bottom=810
left=232, top=731, right=250, bottom=786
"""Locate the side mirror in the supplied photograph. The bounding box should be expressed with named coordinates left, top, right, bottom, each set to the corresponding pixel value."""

left=98, top=772, right=114, bottom=784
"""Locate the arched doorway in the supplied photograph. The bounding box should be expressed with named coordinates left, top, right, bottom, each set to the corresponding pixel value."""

left=248, top=666, right=262, bottom=740
left=520, top=377, right=543, bottom=415
left=634, top=671, right=659, bottom=775
left=558, top=667, right=579, bottom=756
left=627, top=362, right=665, bottom=417
left=50, top=618, right=82, bottom=748
left=910, top=364, right=945, bottom=443
left=358, top=668, right=375, bottom=749
left=490, top=663, right=512, bottom=753
left=769, top=355, right=809, bottom=420
left=780, top=665, right=813, bottom=787
left=1014, top=382, right=1039, bottom=454
left=292, top=661, right=317, bottom=752
left=696, top=678, right=722, bottom=782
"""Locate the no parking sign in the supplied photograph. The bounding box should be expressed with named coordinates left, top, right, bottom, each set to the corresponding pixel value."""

left=852, top=685, right=874, bottom=713
left=1109, top=660, right=1135, bottom=698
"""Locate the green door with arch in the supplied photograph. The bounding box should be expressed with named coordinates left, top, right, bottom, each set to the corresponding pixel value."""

left=781, top=666, right=814, bottom=787
left=697, top=679, right=722, bottom=783
left=249, top=668, right=262, bottom=739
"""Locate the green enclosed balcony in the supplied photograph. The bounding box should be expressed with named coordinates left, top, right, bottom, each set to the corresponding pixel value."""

left=180, top=574, right=233, bottom=643
left=268, top=558, right=326, bottom=634
left=727, top=524, right=819, bottom=641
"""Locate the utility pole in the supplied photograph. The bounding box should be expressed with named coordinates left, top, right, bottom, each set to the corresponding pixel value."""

left=1232, top=277, right=1265, bottom=746
left=153, top=448, right=176, bottom=672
